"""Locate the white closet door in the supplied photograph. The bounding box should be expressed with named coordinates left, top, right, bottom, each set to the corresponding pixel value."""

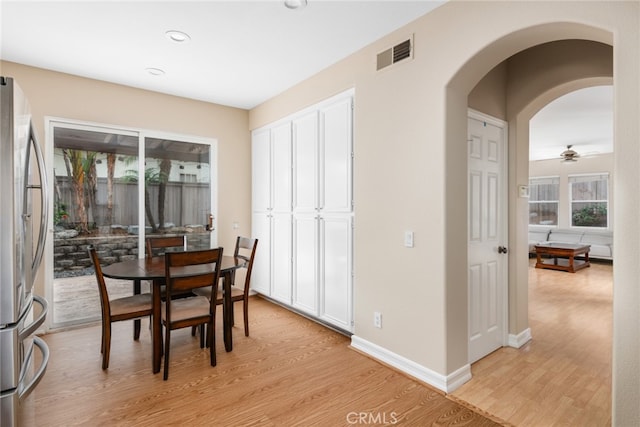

left=251, top=129, right=271, bottom=212
left=293, top=111, right=319, bottom=213
left=272, top=123, right=292, bottom=213
left=271, top=213, right=292, bottom=304
left=250, top=212, right=271, bottom=295
left=320, top=97, right=352, bottom=213
left=293, top=214, right=318, bottom=314
left=251, top=89, right=354, bottom=332
left=319, top=215, right=352, bottom=331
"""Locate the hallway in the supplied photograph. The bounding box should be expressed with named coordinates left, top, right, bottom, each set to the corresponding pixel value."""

left=452, top=259, right=612, bottom=426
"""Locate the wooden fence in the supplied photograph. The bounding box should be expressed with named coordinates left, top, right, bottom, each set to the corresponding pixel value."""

left=55, top=177, right=211, bottom=228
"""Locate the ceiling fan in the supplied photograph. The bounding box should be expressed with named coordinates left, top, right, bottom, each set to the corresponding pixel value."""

left=560, top=145, right=580, bottom=163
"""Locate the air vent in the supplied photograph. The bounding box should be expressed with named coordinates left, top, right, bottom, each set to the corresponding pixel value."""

left=376, top=37, right=413, bottom=71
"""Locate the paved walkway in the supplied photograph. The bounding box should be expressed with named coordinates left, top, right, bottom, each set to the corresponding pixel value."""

left=53, top=274, right=150, bottom=325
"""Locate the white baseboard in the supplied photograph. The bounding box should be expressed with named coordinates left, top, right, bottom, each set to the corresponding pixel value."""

left=508, top=328, right=532, bottom=348
left=350, top=335, right=472, bottom=393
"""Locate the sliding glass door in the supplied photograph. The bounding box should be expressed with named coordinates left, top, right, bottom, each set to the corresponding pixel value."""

left=48, top=120, right=217, bottom=327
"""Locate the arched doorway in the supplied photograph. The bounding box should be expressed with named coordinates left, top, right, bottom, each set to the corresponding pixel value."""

left=444, top=24, right=617, bottom=423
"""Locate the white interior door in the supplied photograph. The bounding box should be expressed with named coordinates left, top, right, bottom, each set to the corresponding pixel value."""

left=467, top=111, right=508, bottom=364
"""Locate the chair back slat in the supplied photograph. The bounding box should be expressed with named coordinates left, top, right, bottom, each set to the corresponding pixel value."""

left=146, top=235, right=186, bottom=258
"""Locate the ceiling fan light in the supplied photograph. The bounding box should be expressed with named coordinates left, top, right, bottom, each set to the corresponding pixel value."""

left=560, top=144, right=580, bottom=162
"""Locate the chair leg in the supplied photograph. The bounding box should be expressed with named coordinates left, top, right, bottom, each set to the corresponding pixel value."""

left=134, top=319, right=141, bottom=341
left=208, top=320, right=216, bottom=367
left=163, top=327, right=171, bottom=381
left=102, top=323, right=111, bottom=370
left=243, top=299, right=249, bottom=337
left=199, top=324, right=205, bottom=348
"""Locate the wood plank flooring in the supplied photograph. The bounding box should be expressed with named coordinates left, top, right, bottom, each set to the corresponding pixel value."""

left=452, top=259, right=612, bottom=426
left=35, top=259, right=611, bottom=426
left=34, top=297, right=504, bottom=426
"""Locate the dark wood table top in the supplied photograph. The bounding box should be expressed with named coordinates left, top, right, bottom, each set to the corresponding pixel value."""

left=102, top=255, right=245, bottom=281
left=534, top=243, right=591, bottom=252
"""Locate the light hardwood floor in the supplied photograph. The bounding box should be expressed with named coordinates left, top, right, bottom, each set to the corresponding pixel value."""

left=36, top=259, right=611, bottom=426
left=452, top=259, right=612, bottom=426
left=34, top=297, right=503, bottom=426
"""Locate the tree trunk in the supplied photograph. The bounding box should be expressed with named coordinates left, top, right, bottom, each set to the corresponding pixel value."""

left=145, top=188, right=157, bottom=233
left=106, top=153, right=116, bottom=226
left=84, top=153, right=97, bottom=226
left=157, top=159, right=172, bottom=231
left=63, top=149, right=88, bottom=234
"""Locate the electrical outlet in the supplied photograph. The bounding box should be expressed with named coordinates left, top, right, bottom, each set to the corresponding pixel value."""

left=374, top=311, right=382, bottom=328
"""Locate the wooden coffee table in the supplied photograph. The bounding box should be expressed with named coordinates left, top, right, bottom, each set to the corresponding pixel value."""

left=534, top=243, right=591, bottom=273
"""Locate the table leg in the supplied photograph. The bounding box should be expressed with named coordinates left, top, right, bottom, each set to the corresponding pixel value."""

left=152, top=281, right=162, bottom=374
left=133, top=279, right=141, bottom=340
left=222, top=271, right=233, bottom=352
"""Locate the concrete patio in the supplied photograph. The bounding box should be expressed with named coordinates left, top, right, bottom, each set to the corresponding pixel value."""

left=52, top=273, right=150, bottom=326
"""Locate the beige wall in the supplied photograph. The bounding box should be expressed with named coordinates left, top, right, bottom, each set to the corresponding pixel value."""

left=468, top=62, right=507, bottom=120
left=0, top=60, right=251, bottom=305
left=250, top=1, right=639, bottom=423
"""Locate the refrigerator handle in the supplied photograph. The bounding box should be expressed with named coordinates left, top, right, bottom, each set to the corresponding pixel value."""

left=19, top=336, right=49, bottom=402
left=19, top=295, right=48, bottom=341
left=29, top=122, right=49, bottom=274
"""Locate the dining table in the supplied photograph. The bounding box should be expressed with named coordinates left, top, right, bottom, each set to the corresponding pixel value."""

left=102, top=254, right=246, bottom=374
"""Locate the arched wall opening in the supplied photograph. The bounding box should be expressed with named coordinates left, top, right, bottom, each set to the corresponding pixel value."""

left=444, top=25, right=613, bottom=372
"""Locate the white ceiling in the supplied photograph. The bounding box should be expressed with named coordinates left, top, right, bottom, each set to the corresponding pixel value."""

left=1, top=1, right=612, bottom=161
left=530, top=85, right=613, bottom=161
left=0, top=0, right=443, bottom=109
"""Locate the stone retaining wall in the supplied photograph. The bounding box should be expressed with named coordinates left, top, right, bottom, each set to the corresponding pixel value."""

left=54, top=234, right=211, bottom=274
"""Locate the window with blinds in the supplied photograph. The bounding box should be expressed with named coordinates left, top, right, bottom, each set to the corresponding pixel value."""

left=569, top=173, right=609, bottom=228
left=529, top=176, right=559, bottom=226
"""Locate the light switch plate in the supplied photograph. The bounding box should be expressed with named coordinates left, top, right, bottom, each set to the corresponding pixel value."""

left=518, top=185, right=529, bottom=198
left=404, top=231, right=414, bottom=248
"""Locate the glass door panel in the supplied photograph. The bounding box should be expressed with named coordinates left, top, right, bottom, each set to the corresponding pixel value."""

left=143, top=137, right=213, bottom=252
left=52, top=125, right=139, bottom=326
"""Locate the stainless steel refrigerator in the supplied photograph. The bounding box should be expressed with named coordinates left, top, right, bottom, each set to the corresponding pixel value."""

left=0, top=76, right=50, bottom=426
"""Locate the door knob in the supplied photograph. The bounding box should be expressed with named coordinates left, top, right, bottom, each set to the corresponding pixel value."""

left=498, top=246, right=508, bottom=254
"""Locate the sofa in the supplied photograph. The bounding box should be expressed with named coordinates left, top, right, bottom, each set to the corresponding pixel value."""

left=528, top=227, right=613, bottom=260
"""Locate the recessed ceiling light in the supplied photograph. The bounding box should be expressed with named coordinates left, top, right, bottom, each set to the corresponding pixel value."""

left=284, top=0, right=307, bottom=10
left=146, top=68, right=165, bottom=76
left=165, top=30, right=191, bottom=43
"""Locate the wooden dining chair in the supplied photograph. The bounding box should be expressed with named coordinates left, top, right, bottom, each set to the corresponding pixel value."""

left=87, top=246, right=153, bottom=370
left=194, top=236, right=258, bottom=337
left=162, top=247, right=223, bottom=380
left=145, top=235, right=186, bottom=258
